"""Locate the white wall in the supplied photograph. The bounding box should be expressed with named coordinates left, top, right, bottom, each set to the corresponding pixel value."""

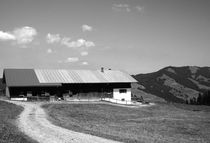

left=113, top=88, right=131, bottom=101
left=10, top=98, right=27, bottom=101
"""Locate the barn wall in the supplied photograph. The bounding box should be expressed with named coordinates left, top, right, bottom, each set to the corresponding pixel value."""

left=62, top=83, right=131, bottom=98
left=8, top=86, right=59, bottom=97
left=113, top=88, right=131, bottom=101
left=7, top=83, right=132, bottom=100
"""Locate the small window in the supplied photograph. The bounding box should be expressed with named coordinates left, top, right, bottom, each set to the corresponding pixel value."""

left=119, top=89, right=127, bottom=93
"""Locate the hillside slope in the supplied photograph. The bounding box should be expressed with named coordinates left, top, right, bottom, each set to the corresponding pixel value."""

left=134, top=66, right=210, bottom=103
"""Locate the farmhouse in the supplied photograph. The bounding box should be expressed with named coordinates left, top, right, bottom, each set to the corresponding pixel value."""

left=2, top=68, right=137, bottom=101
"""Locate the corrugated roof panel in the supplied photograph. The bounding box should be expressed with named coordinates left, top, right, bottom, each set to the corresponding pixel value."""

left=34, top=69, right=137, bottom=83
left=122, top=72, right=137, bottom=82
left=35, top=69, right=67, bottom=83
left=49, top=70, right=64, bottom=82
left=4, top=69, right=61, bottom=87
left=92, top=71, right=108, bottom=82
left=75, top=70, right=101, bottom=83
left=34, top=70, right=45, bottom=83
left=97, top=70, right=136, bottom=83
left=103, top=70, right=120, bottom=82
left=59, top=70, right=74, bottom=83
left=66, top=70, right=83, bottom=83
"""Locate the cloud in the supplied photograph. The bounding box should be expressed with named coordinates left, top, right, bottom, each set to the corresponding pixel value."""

left=85, top=41, right=95, bottom=48
left=46, top=33, right=61, bottom=43
left=61, top=38, right=80, bottom=48
left=66, top=57, right=79, bottom=63
left=0, top=31, right=16, bottom=41
left=136, top=6, right=144, bottom=12
left=47, top=48, right=53, bottom=54
left=112, top=4, right=144, bottom=13
left=0, top=26, right=37, bottom=45
left=61, top=38, right=95, bottom=49
left=82, top=61, right=88, bottom=65
left=80, top=51, right=88, bottom=56
left=46, top=33, right=95, bottom=49
left=58, top=57, right=79, bottom=63
left=13, top=26, right=37, bottom=44
left=112, top=4, right=130, bottom=12
left=73, top=39, right=86, bottom=48
left=82, top=25, right=93, bottom=32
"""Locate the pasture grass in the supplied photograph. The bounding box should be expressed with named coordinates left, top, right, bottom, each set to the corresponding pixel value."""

left=0, top=100, right=37, bottom=143
left=43, top=102, right=210, bottom=143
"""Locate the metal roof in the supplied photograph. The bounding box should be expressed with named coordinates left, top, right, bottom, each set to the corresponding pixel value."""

left=3, top=69, right=137, bottom=87
left=3, top=69, right=61, bottom=87
left=35, top=69, right=137, bottom=83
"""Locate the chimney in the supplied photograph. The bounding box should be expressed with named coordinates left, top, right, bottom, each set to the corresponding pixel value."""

left=101, top=67, right=104, bottom=73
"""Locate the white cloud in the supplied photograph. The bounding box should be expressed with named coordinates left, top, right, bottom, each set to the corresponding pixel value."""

left=0, top=26, right=37, bottom=45
left=81, top=51, right=88, bottom=56
left=82, top=25, right=93, bottom=32
left=112, top=4, right=130, bottom=12
left=85, top=41, right=95, bottom=48
left=61, top=38, right=79, bottom=48
left=0, top=31, right=16, bottom=41
left=13, top=26, right=37, bottom=44
left=82, top=61, right=88, bottom=65
left=136, top=6, right=144, bottom=12
left=112, top=4, right=144, bottom=13
left=66, top=57, right=79, bottom=63
left=46, top=33, right=61, bottom=43
left=46, top=33, right=96, bottom=50
left=47, top=48, right=53, bottom=54
left=76, top=39, right=86, bottom=47
left=61, top=37, right=71, bottom=45
left=61, top=38, right=95, bottom=49
left=58, top=57, right=79, bottom=63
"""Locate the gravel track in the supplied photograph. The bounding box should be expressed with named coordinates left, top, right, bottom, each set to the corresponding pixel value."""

left=9, top=101, right=121, bottom=143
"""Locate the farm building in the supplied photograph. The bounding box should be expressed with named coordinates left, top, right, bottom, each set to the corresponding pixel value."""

left=2, top=68, right=137, bottom=101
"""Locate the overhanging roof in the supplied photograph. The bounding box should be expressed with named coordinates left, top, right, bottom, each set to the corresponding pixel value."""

left=3, top=69, right=137, bottom=87
left=3, top=69, right=61, bottom=87
left=35, top=69, right=137, bottom=83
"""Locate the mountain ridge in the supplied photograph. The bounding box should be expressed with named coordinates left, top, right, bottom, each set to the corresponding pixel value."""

left=134, top=66, right=210, bottom=103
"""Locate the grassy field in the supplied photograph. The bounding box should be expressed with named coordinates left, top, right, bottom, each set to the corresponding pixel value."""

left=43, top=102, right=210, bottom=143
left=0, top=100, right=37, bottom=143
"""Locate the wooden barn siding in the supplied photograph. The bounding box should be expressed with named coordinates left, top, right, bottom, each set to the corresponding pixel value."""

left=8, top=86, right=58, bottom=97
left=8, top=83, right=131, bottom=98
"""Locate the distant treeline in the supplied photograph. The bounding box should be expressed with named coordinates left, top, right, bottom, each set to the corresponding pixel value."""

left=186, top=90, right=210, bottom=106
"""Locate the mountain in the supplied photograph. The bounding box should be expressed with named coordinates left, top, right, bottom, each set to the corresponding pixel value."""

left=134, top=66, right=210, bottom=103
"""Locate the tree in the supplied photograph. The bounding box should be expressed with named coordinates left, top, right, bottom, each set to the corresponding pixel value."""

left=190, top=98, right=194, bottom=105
left=202, top=90, right=210, bottom=106
left=185, top=99, right=189, bottom=104
left=197, top=93, right=203, bottom=105
left=189, top=97, right=197, bottom=105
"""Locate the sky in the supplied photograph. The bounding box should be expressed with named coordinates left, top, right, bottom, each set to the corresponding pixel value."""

left=0, top=0, right=210, bottom=77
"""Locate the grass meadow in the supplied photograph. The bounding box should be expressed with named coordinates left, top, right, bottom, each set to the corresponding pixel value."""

left=43, top=103, right=210, bottom=143
left=0, top=100, right=36, bottom=143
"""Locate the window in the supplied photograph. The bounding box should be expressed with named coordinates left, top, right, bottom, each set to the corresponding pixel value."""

left=119, top=89, right=127, bottom=93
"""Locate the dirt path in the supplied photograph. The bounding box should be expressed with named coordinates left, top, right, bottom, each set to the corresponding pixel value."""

left=9, top=101, right=121, bottom=143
